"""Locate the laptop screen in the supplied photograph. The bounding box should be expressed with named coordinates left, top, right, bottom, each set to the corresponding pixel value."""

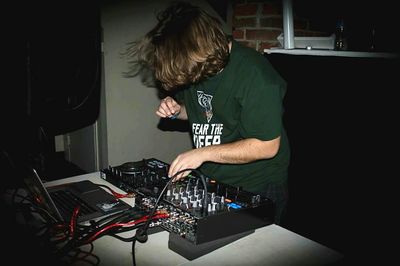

left=23, top=168, right=64, bottom=222
left=23, top=168, right=131, bottom=223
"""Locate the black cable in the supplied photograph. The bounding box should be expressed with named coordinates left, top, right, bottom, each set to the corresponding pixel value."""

left=79, top=215, right=144, bottom=244
left=64, top=44, right=100, bottom=112
left=74, top=208, right=144, bottom=239
left=134, top=167, right=208, bottom=243
left=133, top=176, right=171, bottom=243
left=132, top=238, right=137, bottom=266
left=56, top=208, right=152, bottom=259
left=23, top=167, right=208, bottom=265
left=109, top=222, right=145, bottom=242
left=131, top=167, right=208, bottom=266
left=67, top=243, right=100, bottom=266
left=193, top=169, right=209, bottom=216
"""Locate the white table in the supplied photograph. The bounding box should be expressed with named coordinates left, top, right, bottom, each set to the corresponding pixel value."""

left=44, top=172, right=344, bottom=266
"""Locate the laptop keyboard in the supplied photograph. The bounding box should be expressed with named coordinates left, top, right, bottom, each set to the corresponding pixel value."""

left=50, top=190, right=97, bottom=219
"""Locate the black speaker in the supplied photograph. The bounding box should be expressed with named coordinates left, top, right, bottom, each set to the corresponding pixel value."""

left=26, top=1, right=102, bottom=135
left=1, top=1, right=101, bottom=181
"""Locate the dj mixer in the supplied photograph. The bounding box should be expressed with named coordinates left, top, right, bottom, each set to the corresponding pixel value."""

left=100, top=158, right=274, bottom=259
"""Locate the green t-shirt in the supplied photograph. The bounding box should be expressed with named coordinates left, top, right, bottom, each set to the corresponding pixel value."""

left=177, top=40, right=290, bottom=194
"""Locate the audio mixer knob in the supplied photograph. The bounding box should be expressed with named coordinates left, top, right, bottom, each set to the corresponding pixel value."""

left=182, top=197, right=188, bottom=204
left=156, top=164, right=168, bottom=177
left=174, top=193, right=180, bottom=200
left=166, top=189, right=172, bottom=199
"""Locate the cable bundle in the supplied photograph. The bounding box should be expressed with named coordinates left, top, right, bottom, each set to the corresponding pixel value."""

left=7, top=167, right=207, bottom=265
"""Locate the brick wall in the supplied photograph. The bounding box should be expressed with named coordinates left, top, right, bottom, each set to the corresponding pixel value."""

left=232, top=0, right=329, bottom=52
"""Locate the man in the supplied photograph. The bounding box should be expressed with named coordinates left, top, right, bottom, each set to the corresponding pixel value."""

left=128, top=1, right=290, bottom=224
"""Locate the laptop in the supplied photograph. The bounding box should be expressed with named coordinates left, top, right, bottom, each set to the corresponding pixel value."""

left=23, top=168, right=131, bottom=224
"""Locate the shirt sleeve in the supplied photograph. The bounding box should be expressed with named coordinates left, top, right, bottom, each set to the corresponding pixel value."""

left=238, top=66, right=286, bottom=141
left=173, top=88, right=186, bottom=104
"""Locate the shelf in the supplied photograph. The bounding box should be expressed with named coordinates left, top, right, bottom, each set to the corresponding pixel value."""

left=264, top=48, right=399, bottom=59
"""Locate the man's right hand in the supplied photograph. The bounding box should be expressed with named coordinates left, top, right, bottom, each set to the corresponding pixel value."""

left=156, top=96, right=183, bottom=119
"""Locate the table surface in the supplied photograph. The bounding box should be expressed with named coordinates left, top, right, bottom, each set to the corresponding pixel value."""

left=44, top=172, right=344, bottom=266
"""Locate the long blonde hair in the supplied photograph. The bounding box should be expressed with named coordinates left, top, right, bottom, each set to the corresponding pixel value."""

left=126, top=1, right=230, bottom=90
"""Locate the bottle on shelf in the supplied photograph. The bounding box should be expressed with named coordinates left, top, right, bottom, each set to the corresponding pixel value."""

left=334, top=18, right=348, bottom=51
left=369, top=27, right=376, bottom=51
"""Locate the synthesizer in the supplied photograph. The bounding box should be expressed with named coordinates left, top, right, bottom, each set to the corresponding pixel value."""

left=100, top=158, right=274, bottom=248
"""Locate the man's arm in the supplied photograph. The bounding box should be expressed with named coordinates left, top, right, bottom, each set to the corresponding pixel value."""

left=203, top=137, right=280, bottom=163
left=169, top=137, right=280, bottom=180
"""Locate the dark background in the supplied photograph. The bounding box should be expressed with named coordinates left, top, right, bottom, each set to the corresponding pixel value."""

left=207, top=0, right=400, bottom=53
left=2, top=1, right=397, bottom=264
left=2, top=2, right=101, bottom=263
left=293, top=0, right=399, bottom=52
left=2, top=1, right=101, bottom=189
left=266, top=53, right=399, bottom=264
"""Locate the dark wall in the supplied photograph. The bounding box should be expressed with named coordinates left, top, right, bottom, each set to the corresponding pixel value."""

left=266, top=52, right=399, bottom=262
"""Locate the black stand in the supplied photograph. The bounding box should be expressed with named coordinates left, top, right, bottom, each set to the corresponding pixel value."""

left=168, top=230, right=255, bottom=260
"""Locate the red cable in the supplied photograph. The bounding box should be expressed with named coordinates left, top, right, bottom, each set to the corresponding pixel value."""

left=96, top=184, right=135, bottom=199
left=69, top=205, right=81, bottom=238
left=83, top=212, right=169, bottom=244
